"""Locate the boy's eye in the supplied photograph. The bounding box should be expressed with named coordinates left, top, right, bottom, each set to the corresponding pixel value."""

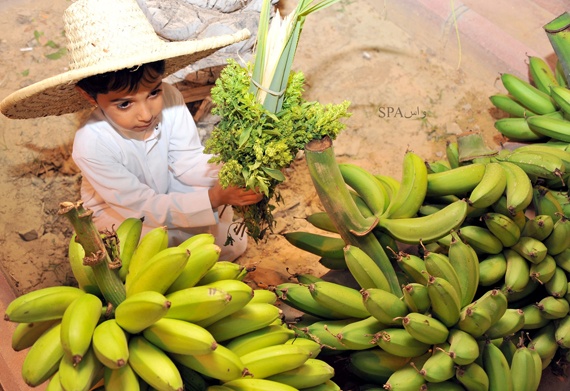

left=117, top=101, right=131, bottom=109
left=150, top=88, right=162, bottom=98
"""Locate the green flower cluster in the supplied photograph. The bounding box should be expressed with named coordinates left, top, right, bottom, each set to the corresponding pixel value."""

left=205, top=59, right=351, bottom=241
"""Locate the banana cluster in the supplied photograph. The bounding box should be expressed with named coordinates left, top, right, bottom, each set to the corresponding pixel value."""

left=282, top=143, right=570, bottom=390
left=5, top=219, right=340, bottom=391
left=491, top=55, right=570, bottom=144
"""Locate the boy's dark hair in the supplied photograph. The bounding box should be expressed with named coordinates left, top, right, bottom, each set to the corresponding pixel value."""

left=76, top=60, right=165, bottom=99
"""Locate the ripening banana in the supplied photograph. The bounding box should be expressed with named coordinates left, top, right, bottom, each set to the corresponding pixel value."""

left=339, top=162, right=390, bottom=216
left=45, top=371, right=63, bottom=391
left=177, top=232, right=216, bottom=252
left=498, top=161, right=534, bottom=215
left=467, top=162, right=508, bottom=209
left=336, top=315, right=385, bottom=350
left=165, top=285, right=232, bottom=324
left=419, top=342, right=455, bottom=383
left=128, top=335, right=184, bottom=391
left=240, top=343, right=312, bottom=379
left=555, top=248, right=570, bottom=273
left=346, top=348, right=411, bottom=385
left=194, top=279, right=255, bottom=327
left=528, top=322, right=559, bottom=368
left=478, top=252, right=507, bottom=286
left=309, top=281, right=370, bottom=319
left=400, top=312, right=449, bottom=345
left=58, top=347, right=103, bottom=391
left=484, top=308, right=525, bottom=340
left=143, top=318, right=217, bottom=355
left=283, top=337, right=323, bottom=358
left=170, top=344, right=245, bottom=382
left=481, top=212, right=521, bottom=247
left=225, top=323, right=295, bottom=357
left=125, top=246, right=190, bottom=297
left=265, top=358, right=335, bottom=389
left=521, top=303, right=550, bottom=330
left=528, top=55, right=559, bottom=94
left=382, top=352, right=430, bottom=390
left=114, top=290, right=171, bottom=334
left=104, top=365, right=140, bottom=391
left=521, top=214, right=554, bottom=241
left=500, top=72, right=558, bottom=114
left=374, top=328, right=431, bottom=358
left=273, top=282, right=347, bottom=320
left=510, top=343, right=542, bottom=391
left=543, top=215, right=570, bottom=255
left=448, top=230, right=479, bottom=307
left=423, top=250, right=462, bottom=297
left=361, top=287, right=408, bottom=326
left=60, top=293, right=103, bottom=365
left=196, top=260, right=249, bottom=285
left=527, top=114, right=570, bottom=142
left=494, top=117, right=546, bottom=142
left=425, top=163, right=486, bottom=197
left=11, top=318, right=59, bottom=352
left=376, top=198, right=468, bottom=244
left=343, top=244, right=391, bottom=291
left=530, top=254, right=557, bottom=284
left=504, top=248, right=531, bottom=293
left=250, top=288, right=278, bottom=304
left=21, top=322, right=64, bottom=387
left=4, top=285, right=86, bottom=323
left=115, top=217, right=144, bottom=281
left=475, top=287, right=507, bottom=325
left=456, top=302, right=493, bottom=338
left=536, top=296, right=570, bottom=319
left=555, top=314, right=570, bottom=348
left=222, top=378, right=298, bottom=391
left=447, top=328, right=480, bottom=365
left=395, top=251, right=429, bottom=285
left=455, top=361, right=489, bottom=391
left=383, top=150, right=428, bottom=219
left=165, top=243, right=221, bottom=293
left=489, top=93, right=538, bottom=117
left=426, top=275, right=462, bottom=327
left=68, top=234, right=101, bottom=295
left=482, top=340, right=514, bottom=391
left=510, top=236, right=548, bottom=264
left=545, top=266, right=569, bottom=298
left=92, top=319, right=129, bottom=370
left=401, top=283, right=431, bottom=314
left=125, top=225, right=169, bottom=282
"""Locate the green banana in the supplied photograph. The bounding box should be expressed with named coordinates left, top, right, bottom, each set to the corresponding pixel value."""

left=58, top=347, right=103, bottom=391
left=510, top=236, right=548, bottom=264
left=494, top=117, right=546, bottom=141
left=4, top=285, right=86, bottom=323
left=125, top=225, right=169, bottom=282
left=125, top=246, right=190, bottom=297
left=283, top=231, right=345, bottom=260
left=484, top=308, right=525, bottom=339
left=521, top=303, right=550, bottom=330
left=383, top=150, right=428, bottom=219
left=128, top=335, right=184, bottom=391
left=426, top=159, right=451, bottom=173
left=501, top=149, right=565, bottom=181
left=298, top=318, right=353, bottom=351
left=222, top=378, right=298, bottom=391
left=516, top=143, right=570, bottom=172
left=170, top=344, right=245, bottom=382
left=143, top=318, right=218, bottom=355
left=68, top=234, right=101, bottom=295
left=395, top=251, right=429, bottom=285
left=537, top=296, right=569, bottom=319
left=373, top=327, right=431, bottom=358
left=458, top=225, right=504, bottom=255
left=426, top=275, right=461, bottom=327
left=482, top=340, right=514, bottom=391
left=530, top=254, right=557, bottom=284
left=283, top=337, right=323, bottom=358
left=60, top=293, right=103, bottom=365
left=104, top=365, right=140, bottom=391
left=425, top=163, right=486, bottom=197
left=344, top=244, right=391, bottom=291
left=476, top=288, right=508, bottom=325
left=423, top=250, right=462, bottom=297
left=377, top=199, right=468, bottom=244
left=448, top=230, right=479, bottom=307
left=309, top=281, right=369, bottom=319
left=115, top=217, right=144, bottom=281
left=467, top=162, right=507, bottom=209
left=481, top=212, right=521, bottom=247
left=250, top=288, right=278, bottom=304
left=555, top=314, right=570, bottom=348
left=478, top=252, right=507, bottom=286
left=456, top=302, right=493, bottom=338
left=205, top=302, right=282, bottom=342
left=498, top=161, right=534, bottom=215
left=528, top=55, right=559, bottom=93
left=21, top=322, right=64, bottom=387
left=446, top=141, right=460, bottom=168
left=489, top=93, right=538, bottom=117
left=225, top=323, right=295, bottom=357
left=401, top=312, right=449, bottom=345
left=361, top=287, right=408, bottom=326
left=401, top=283, right=431, bottom=314
left=114, top=290, right=171, bottom=334
left=383, top=352, right=430, bottom=390
left=550, top=85, right=570, bottom=116
left=447, top=328, right=480, bottom=365
left=240, top=343, right=311, bottom=379
left=504, top=248, right=531, bottom=293
left=165, top=285, right=232, bottom=323
left=521, top=214, right=554, bottom=241
left=92, top=319, right=129, bottom=370
left=165, top=243, right=221, bottom=293
left=273, top=282, right=346, bottom=320
left=528, top=322, right=559, bottom=368
left=455, top=361, right=489, bottom=391
left=306, top=211, right=339, bottom=233
left=337, top=315, right=385, bottom=350
left=346, top=348, right=411, bottom=384
left=543, top=215, right=570, bottom=255
left=339, top=162, right=390, bottom=216
left=527, top=114, right=570, bottom=142
left=265, top=358, right=335, bottom=389
left=196, top=261, right=248, bottom=285
left=510, top=343, right=541, bottom=391
left=11, top=318, right=59, bottom=352
left=419, top=342, right=455, bottom=383
left=500, top=72, right=557, bottom=114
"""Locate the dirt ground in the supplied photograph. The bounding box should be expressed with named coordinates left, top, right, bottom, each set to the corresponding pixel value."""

left=0, top=0, right=566, bottom=305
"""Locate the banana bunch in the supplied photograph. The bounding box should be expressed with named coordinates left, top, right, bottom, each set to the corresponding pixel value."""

left=6, top=218, right=342, bottom=391
left=491, top=56, right=570, bottom=144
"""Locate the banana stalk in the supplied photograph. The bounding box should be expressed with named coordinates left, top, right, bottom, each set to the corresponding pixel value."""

left=544, top=12, right=570, bottom=84
left=456, top=131, right=497, bottom=163
left=59, top=201, right=126, bottom=308
left=304, top=136, right=401, bottom=295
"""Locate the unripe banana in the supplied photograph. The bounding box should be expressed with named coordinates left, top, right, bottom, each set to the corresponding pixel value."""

left=527, top=114, right=570, bottom=142
left=223, top=378, right=298, bottom=391
left=165, top=243, right=221, bottom=293
left=383, top=150, right=428, bottom=219
left=126, top=246, right=190, bottom=297
left=205, top=302, right=282, bottom=342
left=448, top=230, right=479, bottom=307
left=21, top=322, right=64, bottom=387
left=484, top=308, right=525, bottom=339
left=377, top=199, right=468, bottom=244
left=504, top=248, right=531, bottom=293
left=426, top=274, right=461, bottom=327
left=165, top=285, right=232, bottom=323
left=423, top=250, right=462, bottom=296
left=115, top=217, right=144, bottom=281
left=521, top=303, right=550, bottom=330
left=309, top=281, right=369, bottom=319
left=555, top=248, right=570, bottom=273
left=68, top=234, right=101, bottom=295
left=104, top=365, right=140, bottom=391
left=489, top=93, right=538, bottom=117
left=528, top=55, right=559, bottom=93
left=4, top=285, right=86, bottom=323
left=395, top=251, right=429, bottom=285
left=528, top=321, right=559, bottom=368
left=346, top=348, right=411, bottom=384
left=128, top=335, right=183, bottom=391
left=92, top=319, right=129, bottom=370
left=58, top=347, right=103, bottom=391
left=536, top=296, right=569, bottom=319
left=114, top=290, right=171, bottom=334
left=482, top=340, right=513, bottom=391
left=425, top=163, right=486, bottom=197
left=459, top=225, right=504, bottom=255
left=337, top=315, right=385, bottom=350
left=530, top=254, right=557, bottom=284
left=511, top=343, right=541, bottom=391
left=273, top=282, right=346, bottom=320
left=401, top=312, right=449, bottom=345
left=170, top=344, right=246, bottom=382
left=555, top=315, right=570, bottom=348
left=45, top=371, right=64, bottom=391
left=476, top=288, right=508, bottom=325
left=225, top=323, right=295, bottom=356
left=500, top=72, right=557, bottom=114
left=383, top=352, right=430, bottom=390
left=533, top=185, right=565, bottom=221
left=283, top=231, right=345, bottom=260
left=427, top=159, right=451, bottom=173
left=143, top=318, right=218, bottom=355
left=265, top=358, right=335, bottom=389
left=455, top=361, right=489, bottom=391
left=339, top=162, right=390, bottom=216
left=196, top=260, right=249, bottom=285
left=177, top=364, right=208, bottom=391
left=501, top=150, right=566, bottom=181
left=60, top=293, right=103, bottom=365
left=343, top=244, right=391, bottom=291
left=499, top=161, right=534, bottom=215
left=468, top=162, right=508, bottom=209
left=361, top=287, right=408, bottom=326
left=299, top=317, right=354, bottom=352
left=544, top=215, right=570, bottom=256
left=478, top=253, right=507, bottom=286
left=456, top=302, right=493, bottom=338
left=11, top=318, right=59, bottom=352
left=374, top=327, right=431, bottom=358
left=511, top=236, right=548, bottom=264
left=545, top=266, right=568, bottom=298
left=447, top=328, right=480, bottom=365
left=401, top=283, right=431, bottom=314
left=493, top=117, right=545, bottom=141
left=521, top=214, right=554, bottom=241
left=482, top=212, right=521, bottom=248
left=125, top=225, right=169, bottom=282
left=419, top=342, right=455, bottom=383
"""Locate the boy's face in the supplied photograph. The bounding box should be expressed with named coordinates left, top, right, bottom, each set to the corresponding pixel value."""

left=92, top=78, right=164, bottom=133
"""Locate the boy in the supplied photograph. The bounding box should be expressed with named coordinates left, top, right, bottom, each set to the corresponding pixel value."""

left=0, top=0, right=261, bottom=261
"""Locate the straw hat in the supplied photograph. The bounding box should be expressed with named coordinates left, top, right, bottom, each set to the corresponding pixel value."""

left=0, top=0, right=250, bottom=119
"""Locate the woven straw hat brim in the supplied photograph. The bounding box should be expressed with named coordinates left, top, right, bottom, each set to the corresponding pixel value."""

left=0, top=29, right=250, bottom=119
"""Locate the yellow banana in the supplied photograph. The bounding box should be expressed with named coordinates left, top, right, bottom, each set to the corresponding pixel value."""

left=177, top=232, right=216, bottom=252
left=104, top=365, right=140, bottom=391
left=68, top=234, right=101, bottom=295
left=166, top=243, right=221, bottom=293
left=125, top=225, right=169, bottom=282
left=467, top=162, right=507, bottom=209
left=115, top=217, right=144, bottom=281
left=21, top=322, right=64, bottom=387
left=58, top=347, right=103, bottom=391
left=128, top=335, right=183, bottom=391
left=222, top=378, right=298, bottom=391
left=265, top=358, right=335, bottom=389
left=196, top=260, right=248, bottom=285
left=143, top=317, right=217, bottom=355
left=240, top=343, right=311, bottom=379
left=45, top=371, right=64, bottom=391
left=165, top=285, right=232, bottom=323
left=11, top=318, right=59, bottom=351
left=225, top=323, right=295, bottom=357
left=60, top=293, right=103, bottom=365
left=92, top=319, right=129, bottom=370
left=195, top=279, right=254, bottom=327
left=114, top=290, right=171, bottom=334
left=250, top=288, right=278, bottom=304
left=170, top=344, right=246, bottom=382
left=500, top=72, right=557, bottom=114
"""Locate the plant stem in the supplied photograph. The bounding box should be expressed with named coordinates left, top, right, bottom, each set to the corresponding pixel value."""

left=544, top=12, right=570, bottom=83
left=305, top=136, right=402, bottom=295
left=59, top=201, right=126, bottom=308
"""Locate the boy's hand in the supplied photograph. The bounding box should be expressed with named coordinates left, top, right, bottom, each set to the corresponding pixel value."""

left=208, top=181, right=264, bottom=209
